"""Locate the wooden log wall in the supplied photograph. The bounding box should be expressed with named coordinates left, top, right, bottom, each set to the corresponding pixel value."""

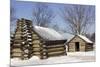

left=11, top=18, right=67, bottom=60
left=44, top=40, right=67, bottom=58
left=11, top=19, right=34, bottom=59
left=11, top=19, right=23, bottom=59
left=85, top=43, right=93, bottom=51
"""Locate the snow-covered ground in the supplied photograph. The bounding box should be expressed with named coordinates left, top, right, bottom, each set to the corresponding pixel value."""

left=11, top=51, right=95, bottom=66
left=67, top=51, right=95, bottom=56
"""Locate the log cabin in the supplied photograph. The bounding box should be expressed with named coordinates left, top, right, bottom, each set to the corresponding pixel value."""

left=11, top=18, right=67, bottom=60
left=67, top=35, right=93, bottom=52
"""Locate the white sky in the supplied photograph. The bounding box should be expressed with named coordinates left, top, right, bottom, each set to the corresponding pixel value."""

left=17, top=0, right=95, bottom=5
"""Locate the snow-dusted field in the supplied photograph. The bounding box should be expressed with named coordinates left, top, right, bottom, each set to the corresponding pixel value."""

left=11, top=51, right=95, bottom=66
left=67, top=51, right=95, bottom=56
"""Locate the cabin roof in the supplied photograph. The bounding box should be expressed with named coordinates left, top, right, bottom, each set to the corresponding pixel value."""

left=77, top=35, right=93, bottom=43
left=68, top=35, right=93, bottom=43
left=33, top=26, right=66, bottom=40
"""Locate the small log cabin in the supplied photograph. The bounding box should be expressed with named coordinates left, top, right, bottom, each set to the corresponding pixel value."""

left=11, top=18, right=67, bottom=60
left=67, top=35, right=93, bottom=52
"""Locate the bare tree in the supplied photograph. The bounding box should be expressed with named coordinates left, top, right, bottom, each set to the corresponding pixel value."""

left=32, top=3, right=55, bottom=27
left=61, top=5, right=95, bottom=35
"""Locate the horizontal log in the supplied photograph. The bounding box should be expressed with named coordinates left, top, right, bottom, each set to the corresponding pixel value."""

left=32, top=40, right=41, bottom=44
left=32, top=44, right=41, bottom=47
left=32, top=48, right=41, bottom=51
left=32, top=50, right=41, bottom=52
left=11, top=53, right=22, bottom=56
left=47, top=48, right=65, bottom=52
left=11, top=48, right=22, bottom=52
left=48, top=51, right=66, bottom=55
left=45, top=40, right=66, bottom=45
left=13, top=44, right=21, bottom=46
left=33, top=52, right=41, bottom=55
left=11, top=56, right=22, bottom=58
left=47, top=45, right=65, bottom=48
left=48, top=52, right=66, bottom=57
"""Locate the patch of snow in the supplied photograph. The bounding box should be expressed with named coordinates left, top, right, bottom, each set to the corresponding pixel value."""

left=23, top=25, right=27, bottom=28
left=11, top=56, right=82, bottom=66
left=27, top=33, right=31, bottom=35
left=23, top=54, right=28, bottom=57
left=22, top=42, right=25, bottom=44
left=29, top=56, right=40, bottom=60
left=10, top=34, right=14, bottom=37
left=34, top=26, right=65, bottom=40
left=27, top=35, right=32, bottom=37
left=24, top=49, right=29, bottom=53
left=29, top=42, right=32, bottom=44
left=11, top=56, right=40, bottom=66
left=27, top=39, right=32, bottom=41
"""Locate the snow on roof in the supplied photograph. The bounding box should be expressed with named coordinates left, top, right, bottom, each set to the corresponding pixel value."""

left=68, top=34, right=93, bottom=43
left=34, top=26, right=65, bottom=40
left=77, top=35, right=93, bottom=43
